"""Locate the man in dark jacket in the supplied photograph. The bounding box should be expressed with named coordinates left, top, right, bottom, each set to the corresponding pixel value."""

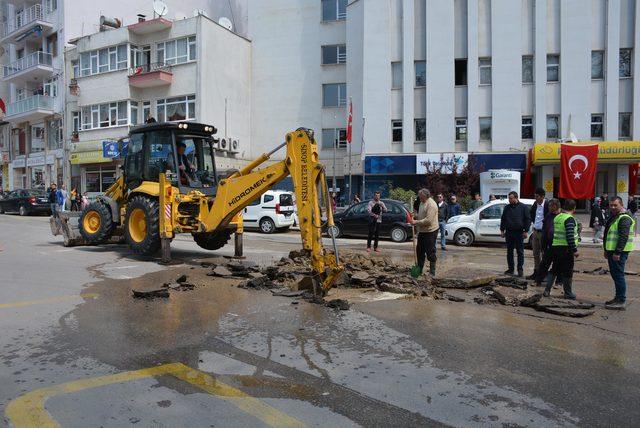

left=436, top=193, right=449, bottom=251
left=535, top=198, right=560, bottom=290
left=448, top=195, right=461, bottom=217
left=48, top=183, right=58, bottom=217
left=527, top=188, right=549, bottom=279
left=603, top=197, right=634, bottom=310
left=549, top=199, right=579, bottom=299
left=500, top=191, right=531, bottom=277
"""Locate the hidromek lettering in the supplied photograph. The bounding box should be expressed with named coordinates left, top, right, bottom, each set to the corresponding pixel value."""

left=228, top=177, right=268, bottom=207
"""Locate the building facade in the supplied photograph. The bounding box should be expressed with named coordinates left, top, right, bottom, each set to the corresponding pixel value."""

left=65, top=14, right=250, bottom=196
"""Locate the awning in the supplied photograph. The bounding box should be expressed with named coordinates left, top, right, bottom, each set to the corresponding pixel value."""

left=533, top=141, right=640, bottom=165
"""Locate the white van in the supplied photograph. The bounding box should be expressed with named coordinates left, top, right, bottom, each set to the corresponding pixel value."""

left=242, top=190, right=295, bottom=233
left=445, top=198, right=535, bottom=246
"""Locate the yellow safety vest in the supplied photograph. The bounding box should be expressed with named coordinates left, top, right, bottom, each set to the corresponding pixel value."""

left=552, top=212, right=578, bottom=247
left=605, top=214, right=635, bottom=252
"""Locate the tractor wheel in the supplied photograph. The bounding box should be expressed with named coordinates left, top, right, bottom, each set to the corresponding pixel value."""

left=192, top=229, right=233, bottom=251
left=79, top=202, right=114, bottom=244
left=124, top=195, right=161, bottom=256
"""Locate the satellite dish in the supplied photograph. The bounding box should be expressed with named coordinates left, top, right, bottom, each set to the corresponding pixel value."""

left=153, top=0, right=168, bottom=17
left=218, top=17, right=233, bottom=31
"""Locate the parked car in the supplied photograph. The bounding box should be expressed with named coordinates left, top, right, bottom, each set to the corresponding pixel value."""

left=326, top=199, right=413, bottom=243
left=0, top=189, right=52, bottom=216
left=445, top=198, right=535, bottom=246
left=242, top=190, right=295, bottom=233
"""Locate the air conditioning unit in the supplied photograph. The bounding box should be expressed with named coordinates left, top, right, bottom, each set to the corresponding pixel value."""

left=217, top=138, right=228, bottom=154
left=229, top=138, right=240, bottom=154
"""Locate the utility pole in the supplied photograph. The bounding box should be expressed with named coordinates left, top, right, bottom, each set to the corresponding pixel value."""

left=361, top=117, right=366, bottom=199
left=332, top=137, right=337, bottom=192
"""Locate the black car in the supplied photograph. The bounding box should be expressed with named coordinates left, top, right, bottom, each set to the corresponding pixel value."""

left=327, top=199, right=413, bottom=242
left=0, top=189, right=52, bottom=216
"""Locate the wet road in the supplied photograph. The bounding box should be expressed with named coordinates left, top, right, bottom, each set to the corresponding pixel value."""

left=0, top=214, right=638, bottom=427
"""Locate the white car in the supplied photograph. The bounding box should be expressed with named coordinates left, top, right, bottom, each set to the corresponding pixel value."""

left=445, top=198, right=535, bottom=246
left=242, top=190, right=295, bottom=233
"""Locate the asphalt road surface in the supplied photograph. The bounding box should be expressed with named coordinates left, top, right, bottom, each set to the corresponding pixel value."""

left=0, top=214, right=638, bottom=427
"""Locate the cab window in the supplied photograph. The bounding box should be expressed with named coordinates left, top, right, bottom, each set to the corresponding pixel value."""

left=145, top=130, right=174, bottom=181
left=125, top=133, right=145, bottom=186
left=479, top=204, right=504, bottom=219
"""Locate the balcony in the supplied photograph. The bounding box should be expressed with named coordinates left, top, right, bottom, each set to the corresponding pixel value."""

left=5, top=95, right=54, bottom=123
left=128, top=62, right=173, bottom=88
left=2, top=52, right=53, bottom=84
left=1, top=4, right=54, bottom=44
left=127, top=17, right=172, bottom=35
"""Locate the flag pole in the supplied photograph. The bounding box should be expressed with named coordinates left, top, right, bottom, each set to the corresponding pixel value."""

left=361, top=117, right=366, bottom=199
left=348, top=97, right=352, bottom=203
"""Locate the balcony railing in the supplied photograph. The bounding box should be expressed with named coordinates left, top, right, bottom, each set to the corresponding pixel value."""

left=128, top=62, right=172, bottom=76
left=6, top=95, right=53, bottom=117
left=3, top=51, right=53, bottom=79
left=2, top=4, right=50, bottom=38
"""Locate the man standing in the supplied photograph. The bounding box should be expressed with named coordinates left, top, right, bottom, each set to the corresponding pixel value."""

left=500, top=191, right=531, bottom=277
left=411, top=189, right=439, bottom=276
left=603, top=197, right=635, bottom=310
left=628, top=194, right=638, bottom=237
left=550, top=199, right=579, bottom=299
left=48, top=183, right=58, bottom=217
left=527, top=188, right=549, bottom=279
left=436, top=193, right=449, bottom=251
left=449, top=195, right=461, bottom=217
left=535, top=198, right=560, bottom=293
left=366, top=191, right=387, bottom=253
left=470, top=193, right=483, bottom=211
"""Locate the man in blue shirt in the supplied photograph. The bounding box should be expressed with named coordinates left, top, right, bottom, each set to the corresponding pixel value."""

left=448, top=195, right=461, bottom=217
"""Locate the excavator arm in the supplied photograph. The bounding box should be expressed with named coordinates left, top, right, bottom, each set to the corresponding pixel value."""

left=199, top=128, right=344, bottom=294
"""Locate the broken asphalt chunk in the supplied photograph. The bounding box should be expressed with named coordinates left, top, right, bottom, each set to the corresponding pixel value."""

left=325, top=299, right=350, bottom=310
left=132, top=288, right=170, bottom=299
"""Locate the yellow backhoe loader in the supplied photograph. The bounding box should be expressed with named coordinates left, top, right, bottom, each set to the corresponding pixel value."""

left=75, top=122, right=343, bottom=294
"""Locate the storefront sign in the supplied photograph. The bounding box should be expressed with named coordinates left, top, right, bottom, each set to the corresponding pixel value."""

left=70, top=151, right=111, bottom=165
left=102, top=140, right=120, bottom=158
left=471, top=153, right=527, bottom=171
left=365, top=155, right=416, bottom=175
left=26, top=154, right=54, bottom=167
left=12, top=158, right=26, bottom=168
left=533, top=141, right=640, bottom=164
left=416, top=153, right=468, bottom=174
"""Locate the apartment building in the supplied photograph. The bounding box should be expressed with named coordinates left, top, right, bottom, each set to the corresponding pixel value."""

left=0, top=0, right=242, bottom=191
left=65, top=14, right=250, bottom=196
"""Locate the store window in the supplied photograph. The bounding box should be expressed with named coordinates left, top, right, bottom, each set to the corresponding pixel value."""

left=85, top=166, right=117, bottom=193
left=157, top=95, right=196, bottom=122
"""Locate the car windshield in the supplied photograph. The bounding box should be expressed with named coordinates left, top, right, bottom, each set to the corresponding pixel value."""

left=176, top=135, right=217, bottom=188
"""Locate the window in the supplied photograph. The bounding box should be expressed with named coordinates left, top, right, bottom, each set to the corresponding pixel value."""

left=157, top=95, right=196, bottom=122
left=85, top=166, right=117, bottom=193
left=392, top=120, right=402, bottom=142
left=619, top=113, right=632, bottom=139
left=547, top=54, right=560, bottom=82
left=47, top=119, right=62, bottom=149
left=44, top=0, right=57, bottom=13
left=455, top=118, right=467, bottom=141
left=31, top=124, right=45, bottom=152
left=522, top=117, right=533, bottom=140
left=79, top=44, right=128, bottom=77
left=391, top=62, right=402, bottom=89
left=72, top=111, right=80, bottom=133
left=322, top=128, right=347, bottom=149
left=479, top=117, right=491, bottom=140
left=142, top=101, right=151, bottom=122
left=130, top=102, right=139, bottom=126
left=591, top=114, right=604, bottom=139
left=522, top=56, right=534, bottom=83
left=455, top=59, right=467, bottom=86
left=546, top=115, right=560, bottom=140
left=480, top=204, right=504, bottom=220
left=415, top=61, right=426, bottom=87
left=43, top=78, right=57, bottom=97
left=263, top=194, right=274, bottom=203
left=620, top=48, right=632, bottom=78
left=322, top=83, right=347, bottom=107
left=157, top=36, right=196, bottom=65
left=72, top=60, right=79, bottom=78
left=322, top=0, right=346, bottom=21
left=591, top=51, right=604, bottom=79
left=81, top=101, right=134, bottom=130
left=479, top=58, right=491, bottom=85
left=415, top=119, right=426, bottom=142
left=46, top=33, right=58, bottom=57
left=322, top=44, right=346, bottom=65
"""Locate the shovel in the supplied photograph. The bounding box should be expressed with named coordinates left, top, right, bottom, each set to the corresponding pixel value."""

left=409, top=198, right=422, bottom=278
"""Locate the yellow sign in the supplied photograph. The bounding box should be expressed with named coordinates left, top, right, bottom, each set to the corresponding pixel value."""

left=543, top=179, right=554, bottom=193
left=617, top=180, right=628, bottom=193
left=533, top=141, right=640, bottom=164
left=70, top=151, right=111, bottom=165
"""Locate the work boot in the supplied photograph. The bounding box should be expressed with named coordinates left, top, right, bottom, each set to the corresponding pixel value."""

left=526, top=271, right=537, bottom=280
left=429, top=261, right=436, bottom=277
left=504, top=269, right=514, bottom=275
left=562, top=279, right=576, bottom=300
left=605, top=297, right=618, bottom=305
left=517, top=269, right=523, bottom=278
left=605, top=299, right=626, bottom=310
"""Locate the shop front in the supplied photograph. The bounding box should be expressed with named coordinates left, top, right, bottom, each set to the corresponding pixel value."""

left=532, top=141, right=640, bottom=205
left=70, top=140, right=122, bottom=198
left=11, top=157, right=26, bottom=190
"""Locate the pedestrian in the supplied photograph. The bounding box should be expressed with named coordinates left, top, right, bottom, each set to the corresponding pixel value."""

left=48, top=183, right=58, bottom=217
left=628, top=194, right=638, bottom=237
left=352, top=193, right=361, bottom=204
left=603, top=196, right=635, bottom=310
left=436, top=193, right=449, bottom=251
left=81, top=192, right=89, bottom=211
left=500, top=191, right=531, bottom=277
left=591, top=197, right=605, bottom=243
left=331, top=193, right=338, bottom=212
left=601, top=192, right=610, bottom=212
left=448, top=195, right=461, bottom=217
left=411, top=188, right=439, bottom=276
left=59, top=184, right=69, bottom=212
left=366, top=191, right=387, bottom=252
left=550, top=199, right=579, bottom=299
left=489, top=194, right=497, bottom=202
left=70, top=187, right=78, bottom=211
left=145, top=115, right=157, bottom=123
left=534, top=198, right=560, bottom=291
left=527, top=188, right=549, bottom=279
left=470, top=192, right=483, bottom=211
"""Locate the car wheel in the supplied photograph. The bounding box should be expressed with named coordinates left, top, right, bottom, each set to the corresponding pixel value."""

left=259, top=217, right=276, bottom=234
left=454, top=228, right=474, bottom=246
left=19, top=205, right=27, bottom=216
left=327, top=224, right=342, bottom=239
left=390, top=226, right=407, bottom=243
left=0, top=205, right=4, bottom=214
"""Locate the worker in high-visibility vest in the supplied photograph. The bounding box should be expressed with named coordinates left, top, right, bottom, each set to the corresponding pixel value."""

left=603, top=196, right=635, bottom=310
left=549, top=198, right=579, bottom=299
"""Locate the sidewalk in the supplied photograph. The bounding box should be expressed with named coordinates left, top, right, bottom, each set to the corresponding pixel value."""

left=574, top=213, right=640, bottom=249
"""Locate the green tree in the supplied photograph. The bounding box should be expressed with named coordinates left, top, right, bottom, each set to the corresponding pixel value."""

left=388, top=186, right=417, bottom=206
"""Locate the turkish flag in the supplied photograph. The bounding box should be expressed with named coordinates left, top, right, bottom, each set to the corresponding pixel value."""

left=629, top=163, right=639, bottom=195
left=346, top=98, right=353, bottom=144
left=559, top=144, right=598, bottom=199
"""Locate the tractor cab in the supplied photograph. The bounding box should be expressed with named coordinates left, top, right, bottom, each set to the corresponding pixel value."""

left=124, top=122, right=219, bottom=196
